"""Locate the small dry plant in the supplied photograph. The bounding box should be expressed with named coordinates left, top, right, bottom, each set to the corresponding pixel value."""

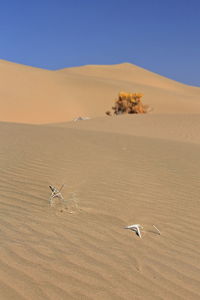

left=49, top=185, right=79, bottom=214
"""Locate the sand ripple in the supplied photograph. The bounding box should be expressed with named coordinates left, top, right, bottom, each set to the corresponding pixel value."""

left=0, top=123, right=200, bottom=299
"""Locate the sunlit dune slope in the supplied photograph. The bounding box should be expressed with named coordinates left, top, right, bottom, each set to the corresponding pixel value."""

left=0, top=59, right=200, bottom=124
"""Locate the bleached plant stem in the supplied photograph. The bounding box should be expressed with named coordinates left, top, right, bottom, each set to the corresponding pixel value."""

left=153, top=225, right=161, bottom=235
left=49, top=185, right=64, bottom=206
left=125, top=224, right=143, bottom=238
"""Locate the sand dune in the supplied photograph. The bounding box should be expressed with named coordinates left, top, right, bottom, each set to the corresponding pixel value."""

left=0, top=59, right=200, bottom=124
left=0, top=118, right=200, bottom=299
left=0, top=60, right=200, bottom=299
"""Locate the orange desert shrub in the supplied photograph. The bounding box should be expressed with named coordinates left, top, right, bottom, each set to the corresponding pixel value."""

left=106, top=92, right=148, bottom=116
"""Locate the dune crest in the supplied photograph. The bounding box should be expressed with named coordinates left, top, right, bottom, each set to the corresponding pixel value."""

left=0, top=60, right=200, bottom=124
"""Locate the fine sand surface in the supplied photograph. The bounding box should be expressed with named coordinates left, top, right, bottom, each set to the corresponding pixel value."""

left=0, top=60, right=200, bottom=299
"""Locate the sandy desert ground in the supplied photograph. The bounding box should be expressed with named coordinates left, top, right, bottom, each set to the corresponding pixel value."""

left=0, top=60, right=200, bottom=299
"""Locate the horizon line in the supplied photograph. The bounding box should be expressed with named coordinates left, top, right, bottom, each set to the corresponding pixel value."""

left=0, top=58, right=199, bottom=88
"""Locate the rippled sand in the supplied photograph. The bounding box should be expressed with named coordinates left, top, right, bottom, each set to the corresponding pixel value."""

left=0, top=60, right=200, bottom=299
left=0, top=116, right=200, bottom=299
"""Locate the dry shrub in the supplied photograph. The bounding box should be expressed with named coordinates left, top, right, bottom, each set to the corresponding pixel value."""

left=107, top=92, right=148, bottom=116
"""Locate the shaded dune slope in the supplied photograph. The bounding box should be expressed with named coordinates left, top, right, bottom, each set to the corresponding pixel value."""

left=0, top=60, right=200, bottom=124
left=0, top=122, right=200, bottom=299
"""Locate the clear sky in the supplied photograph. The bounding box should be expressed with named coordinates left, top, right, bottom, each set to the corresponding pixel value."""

left=0, top=0, right=200, bottom=86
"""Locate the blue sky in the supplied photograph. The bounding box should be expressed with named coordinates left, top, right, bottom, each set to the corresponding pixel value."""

left=0, top=0, right=200, bottom=86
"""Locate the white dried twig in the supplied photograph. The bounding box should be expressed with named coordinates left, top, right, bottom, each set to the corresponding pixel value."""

left=153, top=225, right=161, bottom=235
left=124, top=224, right=143, bottom=238
left=49, top=185, right=64, bottom=206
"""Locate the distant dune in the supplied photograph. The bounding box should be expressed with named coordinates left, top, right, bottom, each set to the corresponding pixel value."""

left=0, top=59, right=200, bottom=124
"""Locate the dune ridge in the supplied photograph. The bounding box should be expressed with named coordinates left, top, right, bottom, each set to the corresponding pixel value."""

left=0, top=59, right=200, bottom=124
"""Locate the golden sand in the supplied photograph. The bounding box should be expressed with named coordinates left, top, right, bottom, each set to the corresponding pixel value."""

left=0, top=60, right=200, bottom=299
